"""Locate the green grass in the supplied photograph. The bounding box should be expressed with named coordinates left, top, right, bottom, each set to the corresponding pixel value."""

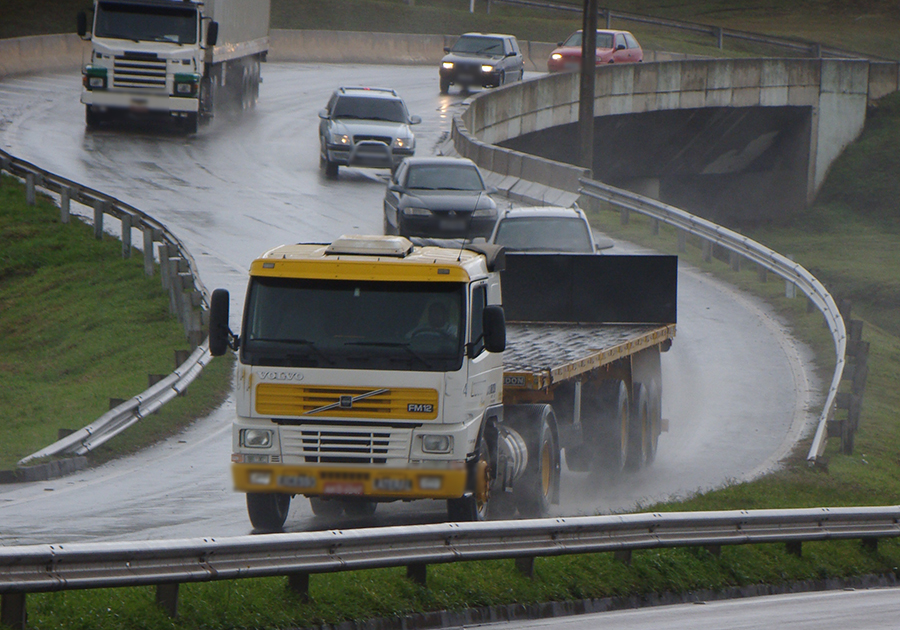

left=0, top=174, right=233, bottom=471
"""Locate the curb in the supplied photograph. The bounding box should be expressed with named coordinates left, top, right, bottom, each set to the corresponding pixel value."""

left=0, top=456, right=89, bottom=484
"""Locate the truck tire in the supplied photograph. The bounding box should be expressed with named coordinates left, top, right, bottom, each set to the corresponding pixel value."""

left=85, top=105, right=102, bottom=129
left=627, top=383, right=651, bottom=470
left=506, top=405, right=560, bottom=518
left=584, top=380, right=629, bottom=477
left=309, top=497, right=343, bottom=518
left=182, top=112, right=199, bottom=134
left=246, top=492, right=290, bottom=532
left=447, top=436, right=491, bottom=521
left=646, top=381, right=662, bottom=465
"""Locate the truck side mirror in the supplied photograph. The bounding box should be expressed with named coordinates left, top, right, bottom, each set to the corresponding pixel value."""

left=206, top=21, right=219, bottom=47
left=77, top=11, right=87, bottom=38
left=209, top=288, right=233, bottom=356
left=482, top=305, right=506, bottom=354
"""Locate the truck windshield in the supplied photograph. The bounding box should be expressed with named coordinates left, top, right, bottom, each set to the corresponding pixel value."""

left=241, top=277, right=465, bottom=372
left=95, top=1, right=198, bottom=44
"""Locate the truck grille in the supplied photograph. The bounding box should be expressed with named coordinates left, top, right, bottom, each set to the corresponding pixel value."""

left=113, top=53, right=167, bottom=91
left=280, top=425, right=412, bottom=465
left=256, top=385, right=438, bottom=420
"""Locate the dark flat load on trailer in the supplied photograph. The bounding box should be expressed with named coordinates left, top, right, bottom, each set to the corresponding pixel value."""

left=499, top=253, right=677, bottom=390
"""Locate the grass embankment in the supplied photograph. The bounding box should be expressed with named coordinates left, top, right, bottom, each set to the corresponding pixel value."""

left=0, top=175, right=233, bottom=472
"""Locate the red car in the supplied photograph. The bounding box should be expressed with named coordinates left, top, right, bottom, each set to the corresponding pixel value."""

left=547, top=29, right=643, bottom=73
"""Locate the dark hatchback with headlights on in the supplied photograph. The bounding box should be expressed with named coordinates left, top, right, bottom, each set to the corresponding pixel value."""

left=383, top=157, right=498, bottom=239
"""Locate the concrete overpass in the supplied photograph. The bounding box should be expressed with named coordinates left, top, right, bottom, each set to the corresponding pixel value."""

left=456, top=58, right=900, bottom=225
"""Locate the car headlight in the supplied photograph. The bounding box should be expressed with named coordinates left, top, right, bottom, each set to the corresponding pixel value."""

left=332, top=133, right=351, bottom=145
left=422, top=435, right=453, bottom=454
left=551, top=53, right=563, bottom=61
left=442, top=62, right=454, bottom=70
left=481, top=64, right=494, bottom=73
left=402, top=206, right=431, bottom=216
left=473, top=206, right=496, bottom=217
left=392, top=136, right=414, bottom=150
left=240, top=428, right=273, bottom=448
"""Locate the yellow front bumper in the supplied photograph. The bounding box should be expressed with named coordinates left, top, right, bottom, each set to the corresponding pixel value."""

left=232, top=463, right=468, bottom=499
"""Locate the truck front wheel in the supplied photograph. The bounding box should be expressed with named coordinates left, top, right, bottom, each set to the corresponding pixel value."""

left=447, top=437, right=491, bottom=521
left=246, top=492, right=291, bottom=532
left=507, top=405, right=560, bottom=518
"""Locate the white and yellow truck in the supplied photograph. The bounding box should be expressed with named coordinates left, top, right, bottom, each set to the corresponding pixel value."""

left=77, top=0, right=270, bottom=132
left=209, top=235, right=677, bottom=530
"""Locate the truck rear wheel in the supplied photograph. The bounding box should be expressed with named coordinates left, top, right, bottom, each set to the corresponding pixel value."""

left=506, top=404, right=560, bottom=518
left=627, top=383, right=651, bottom=470
left=309, top=497, right=343, bottom=518
left=246, top=492, right=290, bottom=532
left=584, top=380, right=630, bottom=477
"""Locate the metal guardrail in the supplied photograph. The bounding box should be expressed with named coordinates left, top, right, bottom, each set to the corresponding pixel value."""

left=0, top=149, right=212, bottom=468
left=1, top=506, right=898, bottom=626
left=578, top=179, right=846, bottom=464
left=490, top=0, right=889, bottom=61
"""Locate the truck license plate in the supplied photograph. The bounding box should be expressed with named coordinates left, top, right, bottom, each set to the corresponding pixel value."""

left=322, top=481, right=364, bottom=495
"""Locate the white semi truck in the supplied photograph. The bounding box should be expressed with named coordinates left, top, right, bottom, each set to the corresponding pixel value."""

left=209, top=235, right=677, bottom=530
left=77, top=0, right=270, bottom=132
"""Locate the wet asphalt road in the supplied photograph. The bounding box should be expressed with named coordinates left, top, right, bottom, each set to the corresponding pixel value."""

left=0, top=64, right=817, bottom=543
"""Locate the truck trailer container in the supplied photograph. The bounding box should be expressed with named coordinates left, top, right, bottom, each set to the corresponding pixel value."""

left=77, top=0, right=270, bottom=132
left=209, top=235, right=677, bottom=529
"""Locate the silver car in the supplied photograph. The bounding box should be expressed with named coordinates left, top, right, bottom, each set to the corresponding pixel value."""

left=318, top=86, right=421, bottom=178
left=487, top=206, right=613, bottom=253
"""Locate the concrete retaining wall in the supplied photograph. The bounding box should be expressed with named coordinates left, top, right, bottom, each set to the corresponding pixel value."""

left=0, top=34, right=88, bottom=79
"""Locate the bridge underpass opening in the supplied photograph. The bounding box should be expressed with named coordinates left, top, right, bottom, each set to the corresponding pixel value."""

left=500, top=106, right=814, bottom=227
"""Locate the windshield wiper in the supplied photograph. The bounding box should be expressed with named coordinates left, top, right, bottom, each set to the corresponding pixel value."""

left=344, top=341, right=433, bottom=369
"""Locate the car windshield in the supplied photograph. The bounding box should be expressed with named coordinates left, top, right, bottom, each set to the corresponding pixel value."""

left=406, top=164, right=485, bottom=191
left=95, top=1, right=197, bottom=44
left=562, top=32, right=614, bottom=49
left=493, top=216, right=594, bottom=252
left=241, top=277, right=465, bottom=372
left=451, top=36, right=504, bottom=55
left=333, top=96, right=406, bottom=123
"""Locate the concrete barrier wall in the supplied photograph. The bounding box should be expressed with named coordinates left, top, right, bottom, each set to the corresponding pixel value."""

left=0, top=34, right=88, bottom=80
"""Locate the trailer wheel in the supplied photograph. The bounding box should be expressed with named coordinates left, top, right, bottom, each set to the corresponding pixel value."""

left=246, top=492, right=290, bottom=532
left=627, top=383, right=651, bottom=470
left=309, top=497, right=344, bottom=518
left=447, top=437, right=491, bottom=521
left=646, top=381, right=662, bottom=465
left=343, top=500, right=378, bottom=518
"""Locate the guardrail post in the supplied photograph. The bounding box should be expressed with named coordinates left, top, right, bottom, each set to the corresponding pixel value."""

left=650, top=218, right=659, bottom=235
left=0, top=157, right=10, bottom=182
left=613, top=549, right=632, bottom=565
left=602, top=8, right=612, bottom=29
left=701, top=240, right=712, bottom=263
left=188, top=292, right=204, bottom=349
left=714, top=26, right=724, bottom=50
left=757, top=265, right=767, bottom=282
left=155, top=583, right=179, bottom=617
left=785, top=255, right=796, bottom=297
left=407, top=563, right=427, bottom=586
left=121, top=213, right=132, bottom=258
left=515, top=556, right=535, bottom=578
left=729, top=251, right=741, bottom=271
left=862, top=537, right=878, bottom=552
left=287, top=572, right=310, bottom=601
left=60, top=187, right=71, bottom=224
left=93, top=200, right=106, bottom=240
left=1, top=593, right=27, bottom=630
left=786, top=541, right=802, bottom=557
left=677, top=229, right=686, bottom=252
left=142, top=228, right=155, bottom=276
left=620, top=208, right=629, bottom=225
left=158, top=243, right=170, bottom=291
left=26, top=172, right=35, bottom=205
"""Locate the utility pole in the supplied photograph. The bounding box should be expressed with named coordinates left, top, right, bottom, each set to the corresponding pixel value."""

left=578, top=0, right=598, bottom=177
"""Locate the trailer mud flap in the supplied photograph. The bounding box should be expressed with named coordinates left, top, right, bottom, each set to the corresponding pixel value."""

left=501, top=254, right=677, bottom=324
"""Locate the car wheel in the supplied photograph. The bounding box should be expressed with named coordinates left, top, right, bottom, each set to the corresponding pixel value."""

left=383, top=213, right=398, bottom=236
left=440, top=77, right=450, bottom=94
left=325, top=159, right=339, bottom=178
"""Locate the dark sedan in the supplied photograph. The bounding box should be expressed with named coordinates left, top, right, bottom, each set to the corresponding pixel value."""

left=383, top=157, right=498, bottom=239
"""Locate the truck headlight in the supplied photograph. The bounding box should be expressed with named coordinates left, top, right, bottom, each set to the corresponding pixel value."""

left=83, top=66, right=107, bottom=90
left=173, top=73, right=199, bottom=97
left=481, top=64, right=494, bottom=73
left=442, top=62, right=454, bottom=70
left=240, top=428, right=273, bottom=448
left=422, top=435, right=453, bottom=454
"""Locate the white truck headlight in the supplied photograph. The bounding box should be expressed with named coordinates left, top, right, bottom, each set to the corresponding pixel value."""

left=240, top=428, right=273, bottom=448
left=422, top=435, right=453, bottom=454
